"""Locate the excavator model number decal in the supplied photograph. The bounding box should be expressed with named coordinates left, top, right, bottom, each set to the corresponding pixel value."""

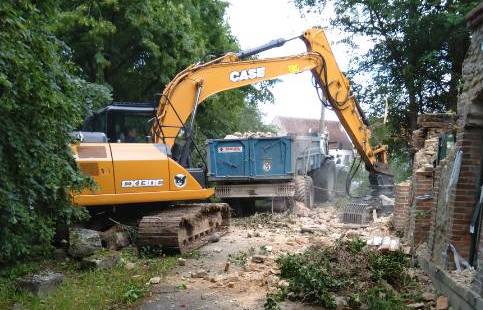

left=229, top=67, right=265, bottom=82
left=121, top=179, right=164, bottom=188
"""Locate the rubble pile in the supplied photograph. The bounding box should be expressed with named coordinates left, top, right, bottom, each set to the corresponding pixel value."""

left=224, top=131, right=276, bottom=139
left=146, top=204, right=417, bottom=309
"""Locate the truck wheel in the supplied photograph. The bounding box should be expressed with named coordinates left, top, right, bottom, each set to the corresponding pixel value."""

left=305, top=176, right=315, bottom=208
left=294, top=176, right=314, bottom=208
left=271, top=197, right=293, bottom=212
left=311, top=160, right=336, bottom=202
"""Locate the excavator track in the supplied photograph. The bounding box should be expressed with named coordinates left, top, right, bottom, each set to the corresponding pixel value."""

left=137, top=203, right=230, bottom=253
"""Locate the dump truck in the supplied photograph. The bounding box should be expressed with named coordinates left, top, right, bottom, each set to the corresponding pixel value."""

left=207, top=132, right=336, bottom=214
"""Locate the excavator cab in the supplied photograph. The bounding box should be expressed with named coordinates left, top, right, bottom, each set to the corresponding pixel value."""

left=81, top=102, right=155, bottom=143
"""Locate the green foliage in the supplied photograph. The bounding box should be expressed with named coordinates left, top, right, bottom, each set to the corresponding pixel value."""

left=0, top=1, right=111, bottom=264
left=347, top=237, right=366, bottom=254
left=365, top=286, right=405, bottom=310
left=55, top=0, right=238, bottom=100
left=368, top=250, right=409, bottom=285
left=274, top=240, right=419, bottom=309
left=264, top=296, right=282, bottom=310
left=370, top=119, right=412, bottom=182
left=295, top=0, right=479, bottom=149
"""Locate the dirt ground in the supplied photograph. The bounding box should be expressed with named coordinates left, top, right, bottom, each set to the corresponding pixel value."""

left=139, top=202, right=407, bottom=310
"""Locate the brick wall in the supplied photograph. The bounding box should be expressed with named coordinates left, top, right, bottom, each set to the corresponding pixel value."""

left=394, top=181, right=412, bottom=233
left=413, top=167, right=435, bottom=245
left=447, top=129, right=483, bottom=260
left=427, top=149, right=456, bottom=266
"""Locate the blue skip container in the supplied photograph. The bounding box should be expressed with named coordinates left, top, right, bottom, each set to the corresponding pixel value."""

left=207, top=136, right=294, bottom=182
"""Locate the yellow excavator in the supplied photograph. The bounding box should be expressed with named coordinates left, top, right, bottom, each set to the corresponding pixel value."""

left=72, top=27, right=393, bottom=252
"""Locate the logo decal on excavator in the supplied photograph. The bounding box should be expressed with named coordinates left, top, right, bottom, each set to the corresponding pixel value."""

left=287, top=64, right=301, bottom=74
left=121, top=179, right=163, bottom=188
left=174, top=174, right=187, bottom=188
left=229, top=67, right=265, bottom=82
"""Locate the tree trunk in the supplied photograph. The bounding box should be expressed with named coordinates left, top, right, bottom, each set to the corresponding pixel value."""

left=408, top=88, right=418, bottom=132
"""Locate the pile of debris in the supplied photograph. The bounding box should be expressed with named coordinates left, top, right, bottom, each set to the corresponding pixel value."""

left=224, top=131, right=276, bottom=139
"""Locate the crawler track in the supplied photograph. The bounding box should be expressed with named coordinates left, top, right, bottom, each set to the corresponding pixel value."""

left=137, top=203, right=230, bottom=253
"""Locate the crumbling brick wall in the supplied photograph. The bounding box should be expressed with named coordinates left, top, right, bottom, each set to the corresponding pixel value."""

left=462, top=3, right=483, bottom=295
left=402, top=114, right=456, bottom=248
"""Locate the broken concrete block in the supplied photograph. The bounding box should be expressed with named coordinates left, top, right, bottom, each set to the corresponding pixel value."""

left=335, top=295, right=348, bottom=309
left=191, top=270, right=208, bottom=278
left=81, top=250, right=121, bottom=270
left=436, top=296, right=448, bottom=310
left=69, top=228, right=102, bottom=258
left=148, top=276, right=161, bottom=285
left=367, top=236, right=383, bottom=246
left=252, top=255, right=266, bottom=263
left=177, top=258, right=186, bottom=266
left=100, top=226, right=130, bottom=250
left=407, top=302, right=425, bottom=309
left=389, top=238, right=400, bottom=251
left=16, top=271, right=64, bottom=297
left=208, top=232, right=220, bottom=243
left=422, top=292, right=436, bottom=301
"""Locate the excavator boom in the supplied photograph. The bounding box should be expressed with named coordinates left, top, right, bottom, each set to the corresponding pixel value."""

left=152, top=27, right=392, bottom=184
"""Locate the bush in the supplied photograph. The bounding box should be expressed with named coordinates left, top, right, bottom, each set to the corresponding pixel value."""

left=0, top=1, right=110, bottom=264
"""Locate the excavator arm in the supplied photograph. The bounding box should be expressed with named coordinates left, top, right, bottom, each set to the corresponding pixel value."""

left=152, top=27, right=393, bottom=186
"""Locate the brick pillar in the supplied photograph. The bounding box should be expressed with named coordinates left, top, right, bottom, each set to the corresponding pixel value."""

left=447, top=129, right=483, bottom=260
left=428, top=163, right=443, bottom=256
left=413, top=167, right=434, bottom=245
left=394, top=181, right=412, bottom=233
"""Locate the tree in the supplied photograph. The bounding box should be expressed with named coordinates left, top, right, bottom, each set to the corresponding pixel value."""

left=294, top=0, right=478, bottom=148
left=0, top=1, right=111, bottom=264
left=55, top=0, right=273, bottom=148
left=55, top=0, right=240, bottom=101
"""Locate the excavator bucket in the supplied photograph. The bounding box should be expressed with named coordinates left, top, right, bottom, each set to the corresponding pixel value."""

left=339, top=200, right=373, bottom=225
left=339, top=196, right=385, bottom=225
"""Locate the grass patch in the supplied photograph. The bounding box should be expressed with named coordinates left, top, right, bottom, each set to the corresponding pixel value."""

left=181, top=250, right=202, bottom=260
left=266, top=238, right=423, bottom=309
left=0, top=248, right=176, bottom=309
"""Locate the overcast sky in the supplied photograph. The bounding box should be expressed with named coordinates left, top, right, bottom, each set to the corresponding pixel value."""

left=225, top=0, right=349, bottom=123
